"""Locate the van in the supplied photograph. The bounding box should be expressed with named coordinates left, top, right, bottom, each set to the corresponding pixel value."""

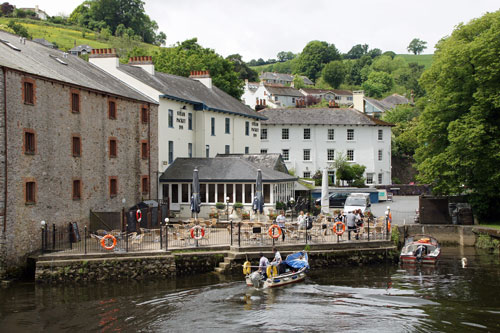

left=343, top=193, right=371, bottom=214
left=314, top=192, right=350, bottom=207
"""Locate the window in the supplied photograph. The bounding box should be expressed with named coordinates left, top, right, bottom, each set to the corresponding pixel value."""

left=171, top=184, right=179, bottom=203
left=327, top=149, right=335, bottom=161
left=226, top=184, right=233, bottom=203
left=208, top=184, right=215, bottom=202
left=141, top=107, right=148, bottom=124
left=217, top=184, right=225, bottom=202
left=71, top=90, right=80, bottom=113
left=23, top=80, right=34, bottom=105
left=378, top=149, right=383, bottom=161
left=304, top=128, right=311, bottom=140
left=347, top=149, right=354, bottom=161
left=260, top=149, right=268, bottom=154
left=282, top=149, right=289, bottom=161
left=292, top=97, right=295, bottom=104
left=347, top=96, right=353, bottom=101
left=25, top=180, right=36, bottom=204
left=109, top=138, right=117, bottom=158
left=24, top=129, right=36, bottom=155
left=72, top=135, right=81, bottom=157
left=163, top=184, right=169, bottom=201
left=245, top=184, right=252, bottom=203
left=109, top=177, right=118, bottom=197
left=328, top=129, right=335, bottom=141
left=303, top=171, right=311, bottom=178
left=366, top=173, right=374, bottom=184
left=141, top=176, right=149, bottom=194
left=328, top=170, right=335, bottom=184
left=264, top=184, right=270, bottom=203
left=245, top=121, right=250, bottom=136
left=200, top=184, right=206, bottom=202
left=188, top=113, right=193, bottom=130
left=261, top=128, right=268, bottom=140
left=211, top=117, right=215, bottom=136
left=245, top=146, right=249, bottom=154
left=235, top=184, right=242, bottom=202
left=274, top=96, right=278, bottom=101
left=225, top=118, right=230, bottom=134
left=73, top=179, right=81, bottom=200
left=303, top=149, right=311, bottom=161
left=168, top=109, right=173, bottom=128
left=378, top=173, right=383, bottom=184
left=347, top=129, right=354, bottom=141
left=206, top=145, right=210, bottom=158
left=168, top=141, right=174, bottom=163
left=282, top=128, right=289, bottom=140
left=188, top=143, right=192, bottom=158
left=108, top=100, right=116, bottom=119
left=378, top=129, right=383, bottom=141
left=225, top=145, right=230, bottom=154
left=335, top=96, right=341, bottom=101
left=141, top=141, right=148, bottom=160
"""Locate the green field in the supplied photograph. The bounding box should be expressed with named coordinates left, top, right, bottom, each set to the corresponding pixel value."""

left=396, top=54, right=434, bottom=69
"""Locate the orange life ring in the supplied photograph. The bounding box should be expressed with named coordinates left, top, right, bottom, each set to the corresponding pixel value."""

left=100, top=234, right=117, bottom=250
left=333, top=222, right=345, bottom=236
left=136, top=209, right=142, bottom=222
left=190, top=226, right=205, bottom=239
left=268, top=224, right=282, bottom=239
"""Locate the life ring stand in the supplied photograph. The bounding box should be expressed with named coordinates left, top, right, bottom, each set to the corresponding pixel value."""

left=268, top=224, right=282, bottom=239
left=333, top=222, right=346, bottom=236
left=243, top=261, right=251, bottom=275
left=136, top=209, right=142, bottom=222
left=100, top=234, right=117, bottom=250
left=190, top=225, right=205, bottom=240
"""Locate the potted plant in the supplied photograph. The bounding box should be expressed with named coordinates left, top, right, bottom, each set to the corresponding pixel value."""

left=215, top=202, right=226, bottom=210
left=268, top=212, right=278, bottom=221
left=209, top=211, right=219, bottom=219
left=242, top=211, right=250, bottom=220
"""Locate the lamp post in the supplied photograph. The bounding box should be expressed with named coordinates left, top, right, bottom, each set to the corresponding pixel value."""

left=164, top=218, right=169, bottom=250
left=226, top=196, right=230, bottom=221
left=41, top=220, right=46, bottom=252
left=289, top=198, right=295, bottom=222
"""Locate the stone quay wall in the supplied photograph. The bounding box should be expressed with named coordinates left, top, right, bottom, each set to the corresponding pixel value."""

left=396, top=225, right=476, bottom=247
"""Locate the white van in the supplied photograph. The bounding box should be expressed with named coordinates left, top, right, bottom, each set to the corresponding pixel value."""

left=343, top=193, right=371, bottom=214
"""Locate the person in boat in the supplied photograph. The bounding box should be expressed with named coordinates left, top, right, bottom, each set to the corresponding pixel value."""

left=258, top=252, right=269, bottom=278
left=276, top=210, right=287, bottom=242
left=271, top=247, right=286, bottom=274
left=297, top=211, right=306, bottom=230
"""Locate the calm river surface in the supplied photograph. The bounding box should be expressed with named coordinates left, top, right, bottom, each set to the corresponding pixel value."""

left=1, top=247, right=499, bottom=332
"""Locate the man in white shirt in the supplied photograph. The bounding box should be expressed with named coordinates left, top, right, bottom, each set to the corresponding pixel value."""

left=276, top=210, right=287, bottom=241
left=258, top=252, right=269, bottom=277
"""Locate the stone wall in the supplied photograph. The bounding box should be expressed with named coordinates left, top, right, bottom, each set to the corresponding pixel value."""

left=2, top=69, right=158, bottom=275
left=174, top=252, right=226, bottom=276
left=396, top=225, right=476, bottom=246
left=0, top=68, right=5, bottom=278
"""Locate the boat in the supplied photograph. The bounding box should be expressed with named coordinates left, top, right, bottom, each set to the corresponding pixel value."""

left=400, top=234, right=441, bottom=265
left=245, top=251, right=309, bottom=288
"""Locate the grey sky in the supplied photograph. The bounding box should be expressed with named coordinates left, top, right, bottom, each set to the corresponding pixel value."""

left=13, top=0, right=500, bottom=61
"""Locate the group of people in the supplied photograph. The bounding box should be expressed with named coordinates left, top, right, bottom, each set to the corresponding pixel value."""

left=258, top=247, right=284, bottom=278
left=274, top=210, right=313, bottom=242
left=340, top=209, right=364, bottom=240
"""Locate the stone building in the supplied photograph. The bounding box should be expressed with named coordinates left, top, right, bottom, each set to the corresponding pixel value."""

left=0, top=31, right=158, bottom=276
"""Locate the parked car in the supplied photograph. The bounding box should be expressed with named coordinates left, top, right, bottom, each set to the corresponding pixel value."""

left=315, top=192, right=350, bottom=207
left=343, top=193, right=371, bottom=214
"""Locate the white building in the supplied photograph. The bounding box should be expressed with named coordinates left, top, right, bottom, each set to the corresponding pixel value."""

left=259, top=108, right=393, bottom=185
left=353, top=90, right=410, bottom=117
left=300, top=88, right=354, bottom=106
left=260, top=72, right=313, bottom=85
left=242, top=81, right=304, bottom=109
left=89, top=51, right=265, bottom=199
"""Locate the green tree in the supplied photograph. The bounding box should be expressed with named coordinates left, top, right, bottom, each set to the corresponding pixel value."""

left=226, top=53, right=258, bottom=81
left=277, top=51, right=295, bottom=62
left=344, top=44, right=369, bottom=59
left=407, top=38, right=427, bottom=55
left=295, top=40, right=341, bottom=82
left=1, top=2, right=14, bottom=16
left=321, top=60, right=345, bottom=88
left=7, top=20, right=30, bottom=38
left=361, top=71, right=393, bottom=98
left=292, top=75, right=306, bottom=89
left=344, top=55, right=372, bottom=86
left=415, top=10, right=500, bottom=219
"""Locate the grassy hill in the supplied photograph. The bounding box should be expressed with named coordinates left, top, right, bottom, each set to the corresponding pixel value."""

left=0, top=18, right=159, bottom=54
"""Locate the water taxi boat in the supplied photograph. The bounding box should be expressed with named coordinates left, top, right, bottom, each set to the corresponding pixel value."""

left=245, top=251, right=309, bottom=288
left=400, top=234, right=441, bottom=265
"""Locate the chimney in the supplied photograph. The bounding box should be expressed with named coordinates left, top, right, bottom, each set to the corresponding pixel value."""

left=89, top=48, right=119, bottom=70
left=290, top=81, right=294, bottom=88
left=129, top=55, right=155, bottom=75
left=189, top=70, right=212, bottom=89
left=353, top=90, right=365, bottom=113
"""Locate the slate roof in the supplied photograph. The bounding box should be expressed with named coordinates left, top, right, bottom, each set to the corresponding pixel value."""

left=300, top=76, right=314, bottom=85
left=259, top=108, right=393, bottom=126
left=69, top=44, right=92, bottom=53
left=331, top=89, right=353, bottom=96
left=159, top=157, right=297, bottom=182
left=119, top=64, right=265, bottom=120
left=300, top=88, right=337, bottom=95
left=260, top=72, right=313, bottom=85
left=33, top=38, right=55, bottom=48
left=382, top=93, right=410, bottom=106
left=217, top=153, right=289, bottom=174
left=0, top=31, right=156, bottom=104
left=265, top=85, right=304, bottom=97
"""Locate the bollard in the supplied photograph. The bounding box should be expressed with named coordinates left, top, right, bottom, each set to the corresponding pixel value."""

left=230, top=220, right=233, bottom=246
left=238, top=222, right=241, bottom=247
left=41, top=226, right=45, bottom=253
left=160, top=222, right=163, bottom=249
left=52, top=224, right=56, bottom=250
left=125, top=225, right=129, bottom=252
left=84, top=225, right=87, bottom=254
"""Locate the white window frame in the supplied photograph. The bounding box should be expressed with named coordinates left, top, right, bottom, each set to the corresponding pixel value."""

left=327, top=128, right=335, bottom=141
left=303, top=128, right=311, bottom=140
left=282, top=149, right=289, bottom=161
left=261, top=128, right=268, bottom=140
left=303, top=149, right=311, bottom=161
left=260, top=149, right=268, bottom=154
left=378, top=129, right=383, bottom=141
left=303, top=171, right=311, bottom=178
left=378, top=149, right=383, bottom=161
left=347, top=129, right=354, bottom=141
left=378, top=173, right=383, bottom=184
left=347, top=149, right=354, bottom=161
left=366, top=173, right=374, bottom=184
left=327, top=149, right=335, bottom=161
left=282, top=128, right=289, bottom=140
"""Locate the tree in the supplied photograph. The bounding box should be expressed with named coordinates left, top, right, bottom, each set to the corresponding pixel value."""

left=344, top=44, right=369, bottom=59
left=277, top=51, right=295, bottom=62
left=1, top=2, right=14, bottom=16
left=7, top=20, right=30, bottom=38
left=295, top=40, right=341, bottom=82
left=321, top=60, right=345, bottom=88
left=415, top=10, right=500, bottom=220
left=292, top=75, right=306, bottom=89
left=361, top=71, right=393, bottom=98
left=407, top=38, right=427, bottom=55
left=226, top=53, right=258, bottom=81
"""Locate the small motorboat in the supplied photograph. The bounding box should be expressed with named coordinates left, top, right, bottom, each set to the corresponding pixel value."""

left=400, top=234, right=441, bottom=265
left=245, top=251, right=309, bottom=288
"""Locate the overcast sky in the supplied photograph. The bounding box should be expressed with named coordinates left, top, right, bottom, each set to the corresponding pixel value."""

left=12, top=0, right=500, bottom=61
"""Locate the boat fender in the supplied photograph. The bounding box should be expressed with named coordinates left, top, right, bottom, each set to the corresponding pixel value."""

left=243, top=261, right=251, bottom=275
left=190, top=226, right=205, bottom=239
left=266, top=265, right=278, bottom=278
left=333, top=222, right=345, bottom=236
left=268, top=224, right=282, bottom=239
left=100, top=234, right=117, bottom=250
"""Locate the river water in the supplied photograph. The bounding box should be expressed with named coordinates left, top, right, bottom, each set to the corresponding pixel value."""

left=1, top=247, right=499, bottom=332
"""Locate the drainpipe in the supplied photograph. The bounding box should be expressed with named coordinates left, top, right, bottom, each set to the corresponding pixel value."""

left=148, top=103, right=151, bottom=200
left=2, top=67, right=7, bottom=234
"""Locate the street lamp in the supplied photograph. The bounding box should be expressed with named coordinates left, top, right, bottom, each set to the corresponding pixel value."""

left=289, top=198, right=295, bottom=222
left=226, top=196, right=230, bottom=221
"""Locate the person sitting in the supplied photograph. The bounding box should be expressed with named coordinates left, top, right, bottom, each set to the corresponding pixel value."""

left=276, top=210, right=287, bottom=242
left=258, top=252, right=269, bottom=278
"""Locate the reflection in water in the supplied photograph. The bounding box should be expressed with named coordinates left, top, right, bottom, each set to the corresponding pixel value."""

left=0, top=247, right=499, bottom=332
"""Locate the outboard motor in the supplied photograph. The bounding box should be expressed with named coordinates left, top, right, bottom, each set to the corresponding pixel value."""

left=249, top=271, right=263, bottom=288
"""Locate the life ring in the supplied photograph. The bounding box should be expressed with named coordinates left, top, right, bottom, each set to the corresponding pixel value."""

left=100, top=234, right=117, bottom=250
left=268, top=224, right=282, bottom=239
left=243, top=261, right=251, bottom=275
left=136, top=209, right=142, bottom=222
left=190, top=226, right=205, bottom=239
left=266, top=265, right=278, bottom=278
left=333, top=222, right=345, bottom=236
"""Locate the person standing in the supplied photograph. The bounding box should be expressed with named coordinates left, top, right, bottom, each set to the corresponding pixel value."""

left=271, top=247, right=283, bottom=274
left=346, top=210, right=357, bottom=240
left=297, top=211, right=306, bottom=230
left=258, top=252, right=269, bottom=278
left=276, top=210, right=287, bottom=242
